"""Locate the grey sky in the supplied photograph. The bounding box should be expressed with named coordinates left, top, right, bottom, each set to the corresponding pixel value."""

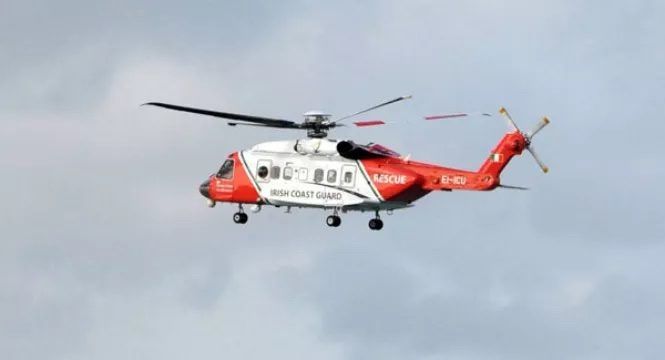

left=2, top=0, right=664, bottom=359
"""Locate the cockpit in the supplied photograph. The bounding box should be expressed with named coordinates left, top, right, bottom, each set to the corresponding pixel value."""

left=216, top=159, right=234, bottom=179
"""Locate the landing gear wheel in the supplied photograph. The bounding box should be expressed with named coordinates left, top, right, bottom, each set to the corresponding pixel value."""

left=368, top=218, right=383, bottom=231
left=233, top=212, right=248, bottom=224
left=326, top=215, right=341, bottom=227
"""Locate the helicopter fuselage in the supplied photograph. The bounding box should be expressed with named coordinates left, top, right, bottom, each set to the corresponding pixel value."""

left=145, top=100, right=549, bottom=230
left=199, top=135, right=525, bottom=215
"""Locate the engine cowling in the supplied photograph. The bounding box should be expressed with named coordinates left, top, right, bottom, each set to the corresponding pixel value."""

left=293, top=139, right=338, bottom=155
left=337, top=140, right=385, bottom=159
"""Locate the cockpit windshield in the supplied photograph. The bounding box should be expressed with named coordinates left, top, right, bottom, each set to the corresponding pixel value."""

left=216, top=159, right=234, bottom=179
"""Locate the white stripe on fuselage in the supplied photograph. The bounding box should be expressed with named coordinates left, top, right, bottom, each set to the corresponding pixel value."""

left=239, top=150, right=266, bottom=203
left=242, top=150, right=381, bottom=208
left=356, top=159, right=384, bottom=201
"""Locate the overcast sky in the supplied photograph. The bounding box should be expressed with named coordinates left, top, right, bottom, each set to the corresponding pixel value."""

left=2, top=1, right=665, bottom=359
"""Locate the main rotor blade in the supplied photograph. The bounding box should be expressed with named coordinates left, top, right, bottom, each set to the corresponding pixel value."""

left=335, top=95, right=412, bottom=123
left=227, top=122, right=292, bottom=128
left=424, top=112, right=492, bottom=120
left=353, top=120, right=386, bottom=127
left=143, top=102, right=299, bottom=128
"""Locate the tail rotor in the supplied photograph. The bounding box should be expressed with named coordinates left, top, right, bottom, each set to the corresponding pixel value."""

left=499, top=107, right=550, bottom=173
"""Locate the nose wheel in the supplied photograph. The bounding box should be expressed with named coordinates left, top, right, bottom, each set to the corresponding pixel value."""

left=233, top=204, right=248, bottom=224
left=233, top=212, right=248, bottom=224
left=368, top=211, right=383, bottom=230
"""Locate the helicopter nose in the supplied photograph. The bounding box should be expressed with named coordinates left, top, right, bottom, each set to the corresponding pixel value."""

left=199, top=179, right=211, bottom=198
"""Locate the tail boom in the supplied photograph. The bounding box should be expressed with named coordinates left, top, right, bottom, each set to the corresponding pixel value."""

left=419, top=169, right=498, bottom=191
left=414, top=131, right=528, bottom=192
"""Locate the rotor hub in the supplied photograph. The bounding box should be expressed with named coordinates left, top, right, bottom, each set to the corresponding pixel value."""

left=303, top=111, right=333, bottom=138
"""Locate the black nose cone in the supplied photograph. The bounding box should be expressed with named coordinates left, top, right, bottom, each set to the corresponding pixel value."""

left=199, top=179, right=210, bottom=198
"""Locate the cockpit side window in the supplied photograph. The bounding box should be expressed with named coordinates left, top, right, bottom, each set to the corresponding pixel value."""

left=217, top=159, right=234, bottom=179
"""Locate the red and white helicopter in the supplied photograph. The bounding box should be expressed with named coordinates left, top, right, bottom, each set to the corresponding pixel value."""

left=144, top=97, right=549, bottom=230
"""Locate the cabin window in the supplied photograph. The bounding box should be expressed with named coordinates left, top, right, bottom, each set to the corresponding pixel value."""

left=216, top=159, right=234, bottom=179
left=327, top=169, right=337, bottom=183
left=344, top=171, right=354, bottom=184
left=299, top=168, right=308, bottom=181
left=314, top=168, right=324, bottom=183
left=257, top=166, right=269, bottom=179
left=270, top=166, right=281, bottom=179
left=284, top=166, right=293, bottom=180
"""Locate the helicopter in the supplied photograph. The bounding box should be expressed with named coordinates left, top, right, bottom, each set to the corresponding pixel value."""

left=143, top=96, right=550, bottom=230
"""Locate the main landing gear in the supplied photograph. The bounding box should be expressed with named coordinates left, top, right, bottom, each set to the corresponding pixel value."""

left=368, top=211, right=383, bottom=231
left=326, top=209, right=342, bottom=227
left=233, top=204, right=248, bottom=224
left=326, top=215, right=341, bottom=227
left=324, top=209, right=384, bottom=230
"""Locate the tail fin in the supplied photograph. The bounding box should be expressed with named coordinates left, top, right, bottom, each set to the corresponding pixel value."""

left=478, top=132, right=527, bottom=177
left=479, top=107, right=551, bottom=177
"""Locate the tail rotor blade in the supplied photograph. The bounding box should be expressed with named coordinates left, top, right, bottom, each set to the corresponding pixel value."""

left=527, top=145, right=549, bottom=173
left=528, top=116, right=550, bottom=138
left=499, top=107, right=521, bottom=132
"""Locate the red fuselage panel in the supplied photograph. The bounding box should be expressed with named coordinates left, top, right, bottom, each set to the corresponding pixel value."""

left=209, top=152, right=260, bottom=204
left=360, top=159, right=424, bottom=201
